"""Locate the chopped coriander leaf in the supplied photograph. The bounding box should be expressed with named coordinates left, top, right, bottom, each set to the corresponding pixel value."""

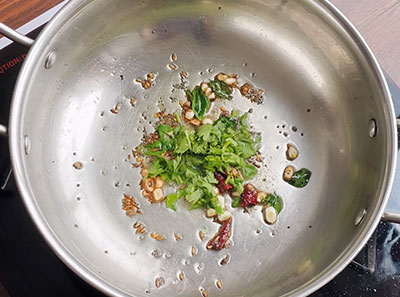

left=232, top=198, right=241, bottom=208
left=144, top=112, right=261, bottom=212
left=240, top=162, right=258, bottom=179
left=166, top=189, right=186, bottom=211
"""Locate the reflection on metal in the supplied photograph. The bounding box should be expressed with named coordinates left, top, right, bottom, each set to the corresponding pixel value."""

left=355, top=208, right=367, bottom=226
left=0, top=23, right=34, bottom=47
left=368, top=119, right=378, bottom=138
left=0, top=168, right=12, bottom=190
left=350, top=232, right=377, bottom=274
left=0, top=124, right=7, bottom=137
left=44, top=50, right=56, bottom=69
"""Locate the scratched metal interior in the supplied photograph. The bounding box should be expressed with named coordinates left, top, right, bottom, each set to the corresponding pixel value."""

left=12, top=0, right=395, bottom=296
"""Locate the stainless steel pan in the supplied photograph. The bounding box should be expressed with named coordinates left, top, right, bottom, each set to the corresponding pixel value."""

left=1, top=0, right=400, bottom=296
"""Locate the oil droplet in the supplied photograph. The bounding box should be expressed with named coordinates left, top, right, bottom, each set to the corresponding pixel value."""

left=151, top=249, right=162, bottom=258
left=194, top=262, right=205, bottom=274
left=24, top=135, right=31, bottom=155
left=292, top=126, right=298, bottom=132
left=182, top=258, right=191, bottom=265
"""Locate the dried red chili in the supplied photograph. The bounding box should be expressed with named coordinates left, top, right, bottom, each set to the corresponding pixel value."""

left=214, top=171, right=233, bottom=193
left=240, top=184, right=258, bottom=208
left=206, top=217, right=232, bottom=250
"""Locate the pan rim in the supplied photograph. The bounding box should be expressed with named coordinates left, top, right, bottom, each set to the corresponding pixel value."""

left=8, top=0, right=398, bottom=296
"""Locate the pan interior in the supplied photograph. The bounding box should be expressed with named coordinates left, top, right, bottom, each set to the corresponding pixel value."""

left=16, top=0, right=392, bottom=296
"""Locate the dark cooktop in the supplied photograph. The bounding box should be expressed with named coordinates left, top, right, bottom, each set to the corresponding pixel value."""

left=0, top=25, right=400, bottom=297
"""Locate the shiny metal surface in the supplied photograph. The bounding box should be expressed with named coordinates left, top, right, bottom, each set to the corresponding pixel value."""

left=382, top=212, right=400, bottom=224
left=0, top=124, right=6, bottom=137
left=0, top=23, right=34, bottom=47
left=7, top=0, right=398, bottom=297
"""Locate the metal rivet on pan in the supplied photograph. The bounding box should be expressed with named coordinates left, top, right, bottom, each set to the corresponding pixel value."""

left=355, top=208, right=367, bottom=226
left=44, top=50, right=56, bottom=69
left=368, top=119, right=377, bottom=138
left=23, top=135, right=31, bottom=155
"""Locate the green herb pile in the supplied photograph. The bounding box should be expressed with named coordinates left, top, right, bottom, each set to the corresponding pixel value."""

left=144, top=111, right=261, bottom=213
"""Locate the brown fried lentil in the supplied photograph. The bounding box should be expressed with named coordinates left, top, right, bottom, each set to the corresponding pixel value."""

left=216, top=279, right=223, bottom=289
left=178, top=271, right=184, bottom=281
left=220, top=254, right=230, bottom=265
left=171, top=53, right=177, bottom=62
left=168, top=63, right=177, bottom=70
left=174, top=233, right=182, bottom=241
left=199, top=230, right=204, bottom=241
left=200, top=287, right=208, bottom=297
left=133, top=221, right=147, bottom=234
left=110, top=102, right=121, bottom=114
left=150, top=232, right=165, bottom=241
left=122, top=194, right=142, bottom=216
left=155, top=277, right=165, bottom=288
left=72, top=161, right=83, bottom=170
left=191, top=246, right=197, bottom=257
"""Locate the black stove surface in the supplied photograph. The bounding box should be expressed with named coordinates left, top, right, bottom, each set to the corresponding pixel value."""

left=0, top=26, right=400, bottom=297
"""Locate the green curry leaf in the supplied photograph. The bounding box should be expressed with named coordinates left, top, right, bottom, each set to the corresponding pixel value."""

left=209, top=79, right=232, bottom=100
left=263, top=193, right=283, bottom=214
left=289, top=168, right=312, bottom=188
